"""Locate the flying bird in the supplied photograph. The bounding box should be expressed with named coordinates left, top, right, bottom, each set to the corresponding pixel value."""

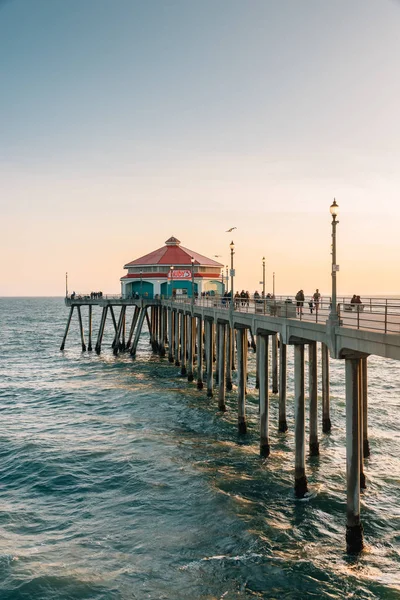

left=213, top=255, right=222, bottom=258
left=226, top=227, right=237, bottom=232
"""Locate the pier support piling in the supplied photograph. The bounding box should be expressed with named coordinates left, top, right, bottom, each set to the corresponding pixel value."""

left=206, top=320, right=213, bottom=397
left=196, top=317, right=204, bottom=389
left=322, top=343, right=331, bottom=433
left=272, top=333, right=278, bottom=394
left=361, top=357, right=370, bottom=458
left=226, top=327, right=233, bottom=391
left=345, top=356, right=364, bottom=553
left=88, top=305, right=93, bottom=351
left=218, top=323, right=227, bottom=411
left=95, top=306, right=108, bottom=354
left=278, top=338, right=288, bottom=432
left=309, top=341, right=319, bottom=456
left=180, top=313, right=187, bottom=376
left=258, top=333, right=270, bottom=456
left=60, top=305, right=74, bottom=351
left=174, top=310, right=180, bottom=366
left=294, top=344, right=308, bottom=497
left=77, top=305, right=86, bottom=352
left=237, top=329, right=247, bottom=433
left=187, top=316, right=194, bottom=381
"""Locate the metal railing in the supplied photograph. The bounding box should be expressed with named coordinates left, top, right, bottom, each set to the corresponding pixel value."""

left=64, top=293, right=400, bottom=334
left=338, top=302, right=400, bottom=334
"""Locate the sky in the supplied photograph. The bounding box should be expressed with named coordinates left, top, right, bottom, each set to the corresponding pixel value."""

left=1, top=0, right=400, bottom=296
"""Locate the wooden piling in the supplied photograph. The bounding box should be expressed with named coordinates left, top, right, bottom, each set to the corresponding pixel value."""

left=197, top=317, right=204, bottom=389
left=206, top=319, right=213, bottom=397
left=174, top=310, right=180, bottom=366
left=187, top=316, right=194, bottom=381
left=321, top=342, right=331, bottom=432
left=180, top=313, right=187, bottom=376
left=309, top=341, right=319, bottom=456
left=168, top=309, right=174, bottom=362
left=130, top=307, right=146, bottom=358
left=126, top=306, right=139, bottom=350
left=258, top=333, right=270, bottom=456
left=272, top=333, right=278, bottom=394
left=237, top=328, right=247, bottom=433
left=358, top=361, right=366, bottom=489
left=95, top=306, right=108, bottom=354
left=345, top=356, right=364, bottom=553
left=278, top=338, right=288, bottom=432
left=60, top=305, right=74, bottom=351
left=294, top=344, right=308, bottom=497
left=88, top=305, right=93, bottom=351
left=77, top=305, right=86, bottom=352
left=361, top=357, right=369, bottom=457
left=218, top=322, right=227, bottom=411
left=226, top=327, right=233, bottom=391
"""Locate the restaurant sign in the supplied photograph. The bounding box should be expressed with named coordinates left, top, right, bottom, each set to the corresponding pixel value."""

left=168, top=269, right=192, bottom=280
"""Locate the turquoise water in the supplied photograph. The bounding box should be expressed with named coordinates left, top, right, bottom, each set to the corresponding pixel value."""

left=0, top=297, right=399, bottom=600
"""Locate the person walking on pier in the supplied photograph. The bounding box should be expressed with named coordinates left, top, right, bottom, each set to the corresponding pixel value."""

left=295, top=289, right=304, bottom=316
left=313, top=289, right=321, bottom=314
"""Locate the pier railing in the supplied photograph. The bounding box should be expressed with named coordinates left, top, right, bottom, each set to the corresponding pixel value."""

left=64, top=294, right=400, bottom=335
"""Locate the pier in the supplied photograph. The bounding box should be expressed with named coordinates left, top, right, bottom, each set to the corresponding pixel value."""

left=60, top=291, right=400, bottom=554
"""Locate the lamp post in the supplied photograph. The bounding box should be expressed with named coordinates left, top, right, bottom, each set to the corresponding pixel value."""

left=140, top=269, right=143, bottom=297
left=329, top=198, right=339, bottom=323
left=170, top=266, right=174, bottom=298
left=262, top=257, right=265, bottom=297
left=230, top=241, right=235, bottom=307
left=191, top=257, right=195, bottom=307
left=273, top=272, right=275, bottom=298
left=65, top=272, right=68, bottom=298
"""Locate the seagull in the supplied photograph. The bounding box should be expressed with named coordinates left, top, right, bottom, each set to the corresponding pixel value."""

left=213, top=255, right=222, bottom=258
left=226, top=227, right=237, bottom=232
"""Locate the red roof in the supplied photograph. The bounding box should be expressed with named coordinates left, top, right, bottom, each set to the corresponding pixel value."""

left=124, top=237, right=224, bottom=268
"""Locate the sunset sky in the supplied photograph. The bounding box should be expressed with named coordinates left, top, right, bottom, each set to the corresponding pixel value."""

left=1, top=0, right=400, bottom=296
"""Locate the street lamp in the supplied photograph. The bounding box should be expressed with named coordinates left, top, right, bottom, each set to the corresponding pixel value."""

left=170, top=266, right=174, bottom=298
left=329, top=198, right=339, bottom=323
left=191, top=257, right=195, bottom=306
left=140, top=269, right=143, bottom=297
left=262, top=257, right=265, bottom=297
left=230, top=241, right=235, bottom=307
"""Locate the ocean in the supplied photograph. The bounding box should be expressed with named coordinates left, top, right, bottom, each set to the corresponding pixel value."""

left=0, top=297, right=399, bottom=600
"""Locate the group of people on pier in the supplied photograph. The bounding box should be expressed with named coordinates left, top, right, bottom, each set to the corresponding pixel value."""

left=90, top=291, right=103, bottom=299
left=295, top=288, right=322, bottom=316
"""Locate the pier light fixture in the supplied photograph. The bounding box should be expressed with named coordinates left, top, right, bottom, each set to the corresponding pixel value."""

left=330, top=199, right=339, bottom=218
left=329, top=198, right=339, bottom=325
left=230, top=241, right=235, bottom=307
left=170, top=266, right=174, bottom=298
left=262, top=257, right=265, bottom=297
left=191, top=257, right=195, bottom=306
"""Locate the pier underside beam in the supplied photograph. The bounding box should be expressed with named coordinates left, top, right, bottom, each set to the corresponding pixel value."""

left=196, top=317, right=204, bottom=389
